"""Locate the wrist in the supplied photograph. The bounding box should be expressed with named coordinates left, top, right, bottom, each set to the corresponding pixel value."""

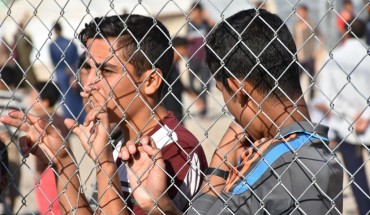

left=54, top=158, right=76, bottom=175
left=160, top=195, right=179, bottom=213
left=95, top=150, right=115, bottom=165
left=96, top=158, right=117, bottom=173
left=205, top=167, right=230, bottom=180
left=51, top=146, right=75, bottom=171
left=93, top=140, right=115, bottom=164
left=142, top=194, right=179, bottom=215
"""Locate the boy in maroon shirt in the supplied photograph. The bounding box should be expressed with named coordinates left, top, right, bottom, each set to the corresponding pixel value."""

left=1, top=14, right=207, bottom=214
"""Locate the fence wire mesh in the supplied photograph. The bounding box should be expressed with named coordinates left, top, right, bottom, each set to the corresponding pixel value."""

left=0, top=0, right=369, bottom=214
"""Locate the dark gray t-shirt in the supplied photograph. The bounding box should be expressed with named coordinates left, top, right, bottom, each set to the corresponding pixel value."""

left=188, top=121, right=343, bottom=215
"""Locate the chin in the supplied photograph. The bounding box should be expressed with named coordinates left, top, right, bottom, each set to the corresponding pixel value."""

left=108, top=109, right=127, bottom=123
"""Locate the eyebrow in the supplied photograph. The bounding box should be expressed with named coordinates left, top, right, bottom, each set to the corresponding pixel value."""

left=88, top=53, right=126, bottom=71
left=97, top=62, right=119, bottom=71
left=88, top=57, right=120, bottom=71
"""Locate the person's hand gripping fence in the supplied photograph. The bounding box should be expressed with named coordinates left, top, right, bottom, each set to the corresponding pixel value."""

left=65, top=86, right=112, bottom=164
left=119, top=136, right=177, bottom=214
left=65, top=85, right=126, bottom=214
left=0, top=110, right=72, bottom=169
left=0, top=110, right=96, bottom=214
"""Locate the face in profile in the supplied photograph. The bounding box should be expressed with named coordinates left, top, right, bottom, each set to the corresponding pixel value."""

left=82, top=38, right=147, bottom=122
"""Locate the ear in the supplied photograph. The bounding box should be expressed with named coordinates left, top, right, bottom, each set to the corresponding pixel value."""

left=227, top=78, right=248, bottom=107
left=142, top=68, right=163, bottom=96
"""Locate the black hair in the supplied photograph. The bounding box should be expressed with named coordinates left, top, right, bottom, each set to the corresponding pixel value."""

left=172, top=37, right=188, bottom=47
left=0, top=140, right=8, bottom=177
left=1, top=66, right=25, bottom=88
left=77, top=52, right=87, bottom=69
left=343, top=0, right=352, bottom=6
left=191, top=2, right=203, bottom=11
left=297, top=4, right=309, bottom=12
left=53, top=22, right=62, bottom=32
left=206, top=9, right=301, bottom=101
left=34, top=81, right=60, bottom=107
left=1, top=66, right=16, bottom=87
left=78, top=14, right=174, bottom=80
left=348, top=19, right=365, bottom=38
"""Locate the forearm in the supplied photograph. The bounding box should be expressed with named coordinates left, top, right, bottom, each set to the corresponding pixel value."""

left=202, top=122, right=245, bottom=195
left=211, top=122, right=245, bottom=169
left=55, top=160, right=92, bottom=214
left=96, top=159, right=127, bottom=215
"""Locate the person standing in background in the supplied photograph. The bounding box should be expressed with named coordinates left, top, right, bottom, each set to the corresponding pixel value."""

left=292, top=4, right=321, bottom=100
left=319, top=19, right=370, bottom=215
left=49, top=22, right=85, bottom=123
left=187, top=2, right=215, bottom=117
left=162, top=37, right=197, bottom=122
left=13, top=20, right=37, bottom=87
left=29, top=81, right=69, bottom=215
left=366, top=4, right=370, bottom=45
left=337, top=0, right=354, bottom=36
left=162, top=37, right=187, bottom=121
left=0, top=66, right=26, bottom=214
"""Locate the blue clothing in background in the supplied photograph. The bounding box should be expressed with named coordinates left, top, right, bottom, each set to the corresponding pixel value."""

left=49, top=36, right=85, bottom=123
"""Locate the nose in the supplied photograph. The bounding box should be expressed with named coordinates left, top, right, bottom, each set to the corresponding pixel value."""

left=83, top=67, right=99, bottom=91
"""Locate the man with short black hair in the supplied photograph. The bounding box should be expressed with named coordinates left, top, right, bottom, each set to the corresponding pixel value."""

left=78, top=14, right=207, bottom=214
left=1, top=14, right=208, bottom=214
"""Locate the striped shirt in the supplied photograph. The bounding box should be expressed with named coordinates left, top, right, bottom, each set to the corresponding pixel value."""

left=0, top=89, right=26, bottom=136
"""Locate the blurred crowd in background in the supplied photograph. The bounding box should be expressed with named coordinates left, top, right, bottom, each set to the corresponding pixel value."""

left=0, top=0, right=369, bottom=214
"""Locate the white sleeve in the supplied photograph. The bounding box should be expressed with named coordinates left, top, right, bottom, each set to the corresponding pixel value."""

left=172, top=153, right=202, bottom=210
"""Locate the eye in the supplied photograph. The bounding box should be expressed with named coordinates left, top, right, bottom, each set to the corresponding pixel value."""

left=84, top=64, right=91, bottom=70
left=100, top=68, right=113, bottom=75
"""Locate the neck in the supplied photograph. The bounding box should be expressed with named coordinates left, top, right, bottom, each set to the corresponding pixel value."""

left=120, top=105, right=168, bottom=142
left=248, top=97, right=311, bottom=140
left=267, top=98, right=310, bottom=137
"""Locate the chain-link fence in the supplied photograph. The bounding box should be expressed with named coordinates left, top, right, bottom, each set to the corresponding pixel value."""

left=0, top=0, right=369, bottom=214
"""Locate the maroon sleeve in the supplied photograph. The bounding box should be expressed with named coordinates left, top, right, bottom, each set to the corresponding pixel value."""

left=161, top=124, right=208, bottom=199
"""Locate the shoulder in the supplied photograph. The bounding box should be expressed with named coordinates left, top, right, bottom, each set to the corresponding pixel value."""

left=152, top=113, right=207, bottom=164
left=158, top=113, right=199, bottom=148
left=226, top=133, right=328, bottom=193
